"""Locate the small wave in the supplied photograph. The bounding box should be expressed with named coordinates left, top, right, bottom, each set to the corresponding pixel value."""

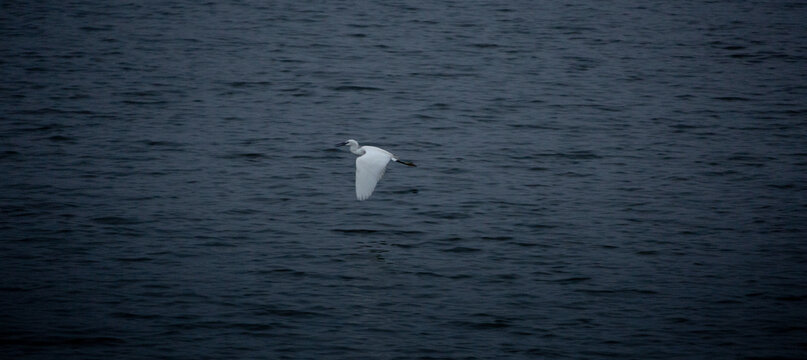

left=528, top=151, right=601, bottom=160
left=329, top=85, right=382, bottom=91
left=48, top=135, right=74, bottom=142
left=767, top=183, right=796, bottom=190
left=200, top=241, right=236, bottom=247
left=713, top=96, right=750, bottom=101
left=223, top=208, right=262, bottom=215
left=481, top=236, right=513, bottom=241
left=331, top=229, right=425, bottom=236
left=227, top=81, right=272, bottom=88
left=469, top=43, right=500, bottom=48
left=0, top=150, right=21, bottom=159
left=452, top=319, right=511, bottom=330
left=111, top=312, right=160, bottom=320
left=253, top=268, right=308, bottom=277
left=229, top=322, right=276, bottom=331
left=507, top=123, right=558, bottom=130
left=576, top=288, right=658, bottom=295
left=121, top=99, right=168, bottom=105
left=0, top=336, right=124, bottom=347
left=114, top=257, right=152, bottom=262
left=14, top=108, right=93, bottom=115
left=221, top=152, right=270, bottom=160
left=252, top=307, right=325, bottom=318
left=442, top=246, right=480, bottom=253
left=636, top=250, right=658, bottom=256
left=775, top=295, right=807, bottom=302
left=417, top=211, right=470, bottom=219
left=551, top=277, right=591, bottom=284
left=139, top=140, right=185, bottom=147
left=415, top=271, right=445, bottom=278
left=391, top=188, right=418, bottom=194
left=92, top=216, right=144, bottom=225
left=332, top=229, right=378, bottom=234
left=79, top=25, right=113, bottom=32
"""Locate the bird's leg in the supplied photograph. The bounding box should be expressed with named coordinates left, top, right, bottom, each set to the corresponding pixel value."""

left=395, top=159, right=416, bottom=167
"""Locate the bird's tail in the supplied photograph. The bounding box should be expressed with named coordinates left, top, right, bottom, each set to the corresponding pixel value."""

left=395, top=159, right=416, bottom=167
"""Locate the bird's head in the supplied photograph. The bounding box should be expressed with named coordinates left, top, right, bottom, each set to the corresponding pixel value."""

left=336, top=139, right=358, bottom=147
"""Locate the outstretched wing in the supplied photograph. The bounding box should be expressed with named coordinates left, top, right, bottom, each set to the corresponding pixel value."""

left=355, top=149, right=392, bottom=201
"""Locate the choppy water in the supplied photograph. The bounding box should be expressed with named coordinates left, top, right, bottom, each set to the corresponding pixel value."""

left=2, top=1, right=807, bottom=359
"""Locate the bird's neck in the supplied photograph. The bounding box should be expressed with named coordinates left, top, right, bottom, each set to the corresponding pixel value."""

left=349, top=144, right=364, bottom=155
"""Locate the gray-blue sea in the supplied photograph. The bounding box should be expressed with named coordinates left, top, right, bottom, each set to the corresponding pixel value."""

left=2, top=1, right=806, bottom=359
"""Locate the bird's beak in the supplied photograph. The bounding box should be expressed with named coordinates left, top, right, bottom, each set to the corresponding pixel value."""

left=336, top=141, right=348, bottom=147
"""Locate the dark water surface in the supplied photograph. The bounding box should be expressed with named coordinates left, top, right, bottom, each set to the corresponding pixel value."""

left=2, top=1, right=807, bottom=359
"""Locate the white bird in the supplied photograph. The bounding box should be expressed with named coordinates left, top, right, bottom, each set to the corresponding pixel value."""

left=337, top=139, right=416, bottom=201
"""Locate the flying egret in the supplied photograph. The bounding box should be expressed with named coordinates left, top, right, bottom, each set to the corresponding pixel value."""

left=337, top=139, right=416, bottom=201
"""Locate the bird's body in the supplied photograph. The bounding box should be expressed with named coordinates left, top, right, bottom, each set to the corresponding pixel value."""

left=337, top=139, right=416, bottom=201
